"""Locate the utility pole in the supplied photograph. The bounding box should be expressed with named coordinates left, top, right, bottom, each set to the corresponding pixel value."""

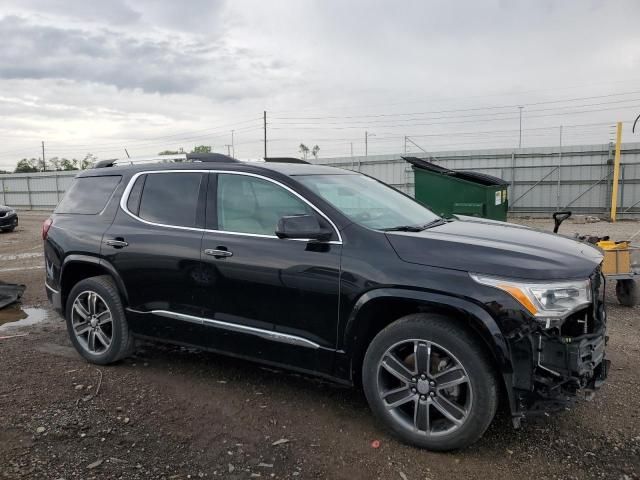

left=231, top=130, right=235, bottom=157
left=41, top=141, right=46, bottom=171
left=263, top=111, right=267, bottom=159
left=365, top=131, right=368, bottom=157
left=124, top=148, right=130, bottom=158
left=365, top=131, right=375, bottom=156
left=225, top=144, right=232, bottom=156
left=518, top=106, right=524, bottom=148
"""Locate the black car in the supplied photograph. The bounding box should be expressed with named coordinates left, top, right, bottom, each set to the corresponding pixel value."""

left=0, top=205, right=18, bottom=232
left=44, top=153, right=608, bottom=451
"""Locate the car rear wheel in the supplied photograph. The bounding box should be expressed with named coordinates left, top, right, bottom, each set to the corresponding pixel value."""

left=65, top=275, right=134, bottom=365
left=362, top=313, right=498, bottom=451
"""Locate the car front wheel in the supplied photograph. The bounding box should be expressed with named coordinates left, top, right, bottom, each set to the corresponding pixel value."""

left=362, top=313, right=498, bottom=451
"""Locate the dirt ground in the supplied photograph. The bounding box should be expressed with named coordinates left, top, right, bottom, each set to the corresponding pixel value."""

left=1, top=212, right=639, bottom=480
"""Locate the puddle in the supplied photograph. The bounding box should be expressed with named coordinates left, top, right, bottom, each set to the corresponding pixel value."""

left=0, top=305, right=48, bottom=331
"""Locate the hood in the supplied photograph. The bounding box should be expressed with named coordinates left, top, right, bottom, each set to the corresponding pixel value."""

left=0, top=205, right=13, bottom=213
left=385, top=218, right=603, bottom=281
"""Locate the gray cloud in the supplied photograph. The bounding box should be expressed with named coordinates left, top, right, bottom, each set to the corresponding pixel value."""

left=0, top=15, right=289, bottom=97
left=0, top=0, right=639, bottom=170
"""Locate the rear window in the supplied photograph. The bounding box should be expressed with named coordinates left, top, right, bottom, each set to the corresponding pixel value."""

left=55, top=176, right=121, bottom=214
left=137, top=172, right=203, bottom=228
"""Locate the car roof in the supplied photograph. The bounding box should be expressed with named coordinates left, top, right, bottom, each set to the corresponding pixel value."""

left=78, top=160, right=355, bottom=178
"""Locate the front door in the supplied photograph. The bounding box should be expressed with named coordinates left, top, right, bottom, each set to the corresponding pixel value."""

left=197, top=172, right=341, bottom=373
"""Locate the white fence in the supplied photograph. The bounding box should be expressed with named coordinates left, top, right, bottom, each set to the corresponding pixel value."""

left=0, top=171, right=77, bottom=210
left=2, top=142, right=640, bottom=218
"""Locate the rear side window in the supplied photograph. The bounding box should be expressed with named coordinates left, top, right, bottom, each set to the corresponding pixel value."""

left=55, top=176, right=121, bottom=214
left=137, top=172, right=203, bottom=228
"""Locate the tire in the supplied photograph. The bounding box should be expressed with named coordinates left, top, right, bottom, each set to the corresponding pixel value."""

left=362, top=313, right=498, bottom=451
left=0, top=226, right=14, bottom=232
left=616, top=279, right=639, bottom=307
left=65, top=275, right=134, bottom=365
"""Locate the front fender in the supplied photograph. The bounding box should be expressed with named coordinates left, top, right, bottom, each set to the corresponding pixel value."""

left=343, top=287, right=512, bottom=374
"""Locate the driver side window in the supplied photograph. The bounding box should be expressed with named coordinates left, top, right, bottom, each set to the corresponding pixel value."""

left=216, top=174, right=314, bottom=236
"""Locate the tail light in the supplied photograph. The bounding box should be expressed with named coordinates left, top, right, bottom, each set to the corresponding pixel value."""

left=42, top=217, right=53, bottom=240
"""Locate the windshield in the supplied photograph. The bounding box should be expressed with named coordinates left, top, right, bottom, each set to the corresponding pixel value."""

left=297, top=173, right=440, bottom=230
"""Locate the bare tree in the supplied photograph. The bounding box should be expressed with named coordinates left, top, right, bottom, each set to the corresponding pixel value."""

left=311, top=145, right=320, bottom=160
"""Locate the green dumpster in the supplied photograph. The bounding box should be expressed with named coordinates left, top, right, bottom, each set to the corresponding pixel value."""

left=404, top=157, right=509, bottom=221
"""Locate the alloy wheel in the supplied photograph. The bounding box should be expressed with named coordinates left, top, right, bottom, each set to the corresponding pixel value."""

left=377, top=339, right=473, bottom=437
left=71, top=291, right=113, bottom=354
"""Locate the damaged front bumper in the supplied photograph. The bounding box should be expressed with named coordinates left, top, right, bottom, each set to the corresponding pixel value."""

left=506, top=275, right=609, bottom=425
left=507, top=326, right=609, bottom=425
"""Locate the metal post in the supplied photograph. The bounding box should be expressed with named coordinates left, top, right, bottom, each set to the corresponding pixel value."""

left=231, top=130, right=235, bottom=157
left=42, top=141, right=46, bottom=172
left=557, top=125, right=562, bottom=210
left=55, top=174, right=60, bottom=203
left=510, top=152, right=515, bottom=212
left=26, top=176, right=32, bottom=210
left=404, top=136, right=407, bottom=153
left=610, top=121, right=622, bottom=222
left=0, top=177, right=4, bottom=205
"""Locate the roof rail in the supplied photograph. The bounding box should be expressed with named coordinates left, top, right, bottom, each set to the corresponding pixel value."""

left=264, top=157, right=310, bottom=164
left=92, top=153, right=239, bottom=168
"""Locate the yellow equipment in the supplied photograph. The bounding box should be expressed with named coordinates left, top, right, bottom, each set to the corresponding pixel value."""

left=597, top=240, right=631, bottom=275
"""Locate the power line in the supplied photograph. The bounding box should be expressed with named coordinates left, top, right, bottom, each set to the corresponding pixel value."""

left=272, top=90, right=640, bottom=121
left=270, top=103, right=640, bottom=130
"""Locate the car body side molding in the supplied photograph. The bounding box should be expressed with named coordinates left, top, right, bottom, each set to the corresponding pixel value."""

left=126, top=308, right=321, bottom=349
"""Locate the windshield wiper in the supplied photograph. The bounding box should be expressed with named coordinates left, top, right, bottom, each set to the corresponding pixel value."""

left=418, top=218, right=447, bottom=229
left=381, top=225, right=424, bottom=232
left=382, top=218, right=446, bottom=232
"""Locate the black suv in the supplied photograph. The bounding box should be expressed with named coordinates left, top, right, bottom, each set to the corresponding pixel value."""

left=44, top=153, right=608, bottom=451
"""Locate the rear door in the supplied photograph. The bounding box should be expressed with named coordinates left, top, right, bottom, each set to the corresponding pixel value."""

left=103, top=170, right=208, bottom=344
left=197, top=172, right=342, bottom=373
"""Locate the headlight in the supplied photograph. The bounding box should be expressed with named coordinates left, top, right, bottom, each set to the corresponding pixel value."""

left=470, top=273, right=591, bottom=328
left=7, top=209, right=15, bottom=215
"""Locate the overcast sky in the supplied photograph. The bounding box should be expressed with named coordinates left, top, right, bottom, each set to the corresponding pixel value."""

left=1, top=0, right=639, bottom=170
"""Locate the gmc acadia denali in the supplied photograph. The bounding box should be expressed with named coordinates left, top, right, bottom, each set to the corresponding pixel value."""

left=44, top=153, right=608, bottom=450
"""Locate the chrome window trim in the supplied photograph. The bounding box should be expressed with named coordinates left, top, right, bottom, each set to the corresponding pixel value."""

left=127, top=308, right=321, bottom=349
left=119, top=169, right=343, bottom=244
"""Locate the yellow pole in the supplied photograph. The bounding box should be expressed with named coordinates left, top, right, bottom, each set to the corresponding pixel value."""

left=610, top=121, right=623, bottom=222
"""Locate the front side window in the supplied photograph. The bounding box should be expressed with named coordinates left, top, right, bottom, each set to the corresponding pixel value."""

left=55, top=175, right=121, bottom=214
left=216, top=174, right=313, bottom=235
left=137, top=172, right=203, bottom=228
left=296, top=173, right=440, bottom=230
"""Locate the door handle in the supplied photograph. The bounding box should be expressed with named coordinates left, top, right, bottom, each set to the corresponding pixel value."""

left=106, top=238, right=129, bottom=248
left=204, top=248, right=233, bottom=258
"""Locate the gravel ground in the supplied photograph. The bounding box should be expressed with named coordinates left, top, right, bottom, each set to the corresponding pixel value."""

left=0, top=212, right=639, bottom=480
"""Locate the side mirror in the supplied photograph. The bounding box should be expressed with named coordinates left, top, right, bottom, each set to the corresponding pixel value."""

left=275, top=214, right=332, bottom=241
